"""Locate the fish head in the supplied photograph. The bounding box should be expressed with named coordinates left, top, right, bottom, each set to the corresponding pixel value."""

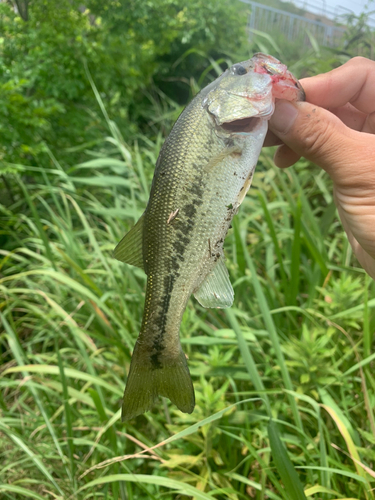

left=203, top=53, right=305, bottom=134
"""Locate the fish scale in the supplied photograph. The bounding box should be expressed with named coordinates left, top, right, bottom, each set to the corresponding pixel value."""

left=114, top=53, right=305, bottom=420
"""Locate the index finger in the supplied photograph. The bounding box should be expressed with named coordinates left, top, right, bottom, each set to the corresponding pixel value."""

left=301, top=57, right=375, bottom=114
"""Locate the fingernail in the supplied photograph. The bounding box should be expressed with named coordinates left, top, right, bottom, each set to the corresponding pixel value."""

left=270, top=101, right=298, bottom=134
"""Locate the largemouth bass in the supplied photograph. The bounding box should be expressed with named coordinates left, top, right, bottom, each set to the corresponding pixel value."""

left=115, top=53, right=304, bottom=420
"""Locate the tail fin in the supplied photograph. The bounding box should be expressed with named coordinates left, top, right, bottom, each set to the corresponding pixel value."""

left=121, top=343, right=195, bottom=421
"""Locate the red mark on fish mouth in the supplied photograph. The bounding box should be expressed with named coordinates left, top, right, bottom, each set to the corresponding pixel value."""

left=254, top=64, right=305, bottom=101
left=254, top=65, right=290, bottom=83
left=221, top=116, right=260, bottom=133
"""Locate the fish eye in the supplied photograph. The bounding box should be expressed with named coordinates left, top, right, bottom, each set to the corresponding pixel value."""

left=232, top=64, right=247, bottom=76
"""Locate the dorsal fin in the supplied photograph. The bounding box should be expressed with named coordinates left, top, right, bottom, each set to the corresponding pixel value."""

left=113, top=213, right=145, bottom=270
left=194, top=256, right=234, bottom=308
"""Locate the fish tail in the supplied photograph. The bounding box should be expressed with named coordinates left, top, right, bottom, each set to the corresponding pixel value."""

left=121, top=341, right=195, bottom=421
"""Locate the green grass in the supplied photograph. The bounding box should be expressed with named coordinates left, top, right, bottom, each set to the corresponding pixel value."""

left=1, top=124, right=375, bottom=500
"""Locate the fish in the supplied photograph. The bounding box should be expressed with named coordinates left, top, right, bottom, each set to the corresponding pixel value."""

left=114, top=53, right=305, bottom=421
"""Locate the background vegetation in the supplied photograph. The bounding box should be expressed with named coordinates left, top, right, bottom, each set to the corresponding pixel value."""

left=1, top=0, right=375, bottom=499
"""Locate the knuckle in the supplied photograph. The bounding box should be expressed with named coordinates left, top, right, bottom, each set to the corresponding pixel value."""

left=347, top=56, right=375, bottom=71
left=350, top=56, right=367, bottom=65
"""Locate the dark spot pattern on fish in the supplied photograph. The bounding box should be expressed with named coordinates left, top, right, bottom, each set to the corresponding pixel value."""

left=173, top=240, right=185, bottom=256
left=175, top=219, right=195, bottom=237
left=192, top=198, right=203, bottom=207
left=180, top=235, right=190, bottom=246
left=187, top=183, right=204, bottom=198
left=179, top=253, right=186, bottom=262
left=150, top=352, right=163, bottom=369
left=170, top=255, right=180, bottom=271
left=150, top=273, right=177, bottom=369
left=182, top=204, right=197, bottom=218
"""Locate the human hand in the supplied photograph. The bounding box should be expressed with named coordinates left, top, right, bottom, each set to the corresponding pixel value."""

left=266, top=57, right=375, bottom=279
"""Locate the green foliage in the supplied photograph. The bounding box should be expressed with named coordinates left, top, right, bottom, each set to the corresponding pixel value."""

left=1, top=132, right=375, bottom=498
left=342, top=8, right=375, bottom=58
left=0, top=0, right=247, bottom=166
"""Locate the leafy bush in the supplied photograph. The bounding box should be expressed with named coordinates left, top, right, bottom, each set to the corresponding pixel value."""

left=0, top=0, right=248, bottom=167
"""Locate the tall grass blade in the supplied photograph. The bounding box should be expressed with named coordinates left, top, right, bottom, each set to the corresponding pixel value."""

left=258, top=191, right=288, bottom=294
left=268, top=420, right=307, bottom=500
left=321, top=405, right=372, bottom=498
left=235, top=226, right=303, bottom=432
left=18, top=179, right=56, bottom=270
left=289, top=197, right=301, bottom=306
left=0, top=424, right=64, bottom=496
left=56, top=343, right=76, bottom=487
left=78, top=474, right=216, bottom=499
left=225, top=308, right=270, bottom=411
left=1, top=312, right=69, bottom=487
left=363, top=273, right=371, bottom=359
left=3, top=364, right=123, bottom=397
left=0, top=485, right=47, bottom=500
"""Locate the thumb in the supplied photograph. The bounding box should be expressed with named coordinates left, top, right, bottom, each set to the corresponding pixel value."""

left=268, top=100, right=363, bottom=185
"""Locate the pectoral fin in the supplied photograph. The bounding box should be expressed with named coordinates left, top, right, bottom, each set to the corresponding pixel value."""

left=194, top=256, right=234, bottom=308
left=204, top=146, right=242, bottom=173
left=113, top=213, right=145, bottom=270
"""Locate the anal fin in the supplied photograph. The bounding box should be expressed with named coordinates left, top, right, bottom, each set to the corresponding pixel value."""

left=114, top=213, right=145, bottom=270
left=194, top=256, right=234, bottom=309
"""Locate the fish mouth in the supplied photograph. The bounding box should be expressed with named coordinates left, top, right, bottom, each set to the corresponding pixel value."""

left=220, top=116, right=261, bottom=134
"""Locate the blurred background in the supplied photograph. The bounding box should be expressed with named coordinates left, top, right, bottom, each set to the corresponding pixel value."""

left=0, top=1, right=375, bottom=499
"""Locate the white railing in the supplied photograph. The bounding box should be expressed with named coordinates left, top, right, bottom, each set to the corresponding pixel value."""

left=240, top=0, right=346, bottom=48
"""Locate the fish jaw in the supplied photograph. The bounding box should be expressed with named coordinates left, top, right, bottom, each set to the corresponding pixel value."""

left=203, top=73, right=274, bottom=126
left=203, top=52, right=304, bottom=128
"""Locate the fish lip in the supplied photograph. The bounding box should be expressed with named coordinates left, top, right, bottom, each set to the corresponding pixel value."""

left=251, top=55, right=305, bottom=102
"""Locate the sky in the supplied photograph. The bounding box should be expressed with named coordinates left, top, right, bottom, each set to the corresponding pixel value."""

left=292, top=0, right=374, bottom=17
left=324, top=0, right=373, bottom=15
